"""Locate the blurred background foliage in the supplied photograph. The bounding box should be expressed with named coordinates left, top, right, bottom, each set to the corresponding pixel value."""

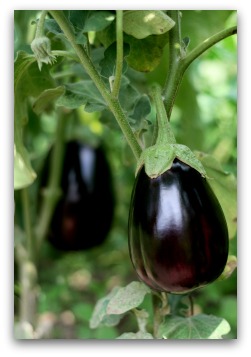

left=14, top=10, right=237, bottom=339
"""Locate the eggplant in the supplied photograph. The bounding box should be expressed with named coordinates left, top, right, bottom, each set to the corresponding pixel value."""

left=128, top=159, right=229, bottom=294
left=42, top=141, right=114, bottom=251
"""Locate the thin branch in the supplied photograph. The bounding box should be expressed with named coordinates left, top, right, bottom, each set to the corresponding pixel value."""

left=35, top=10, right=47, bottom=38
left=183, top=26, right=237, bottom=71
left=112, top=10, right=124, bottom=97
left=21, top=188, right=36, bottom=263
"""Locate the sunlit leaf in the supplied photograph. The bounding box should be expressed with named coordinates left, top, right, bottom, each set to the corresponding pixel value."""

left=157, top=314, right=231, bottom=339
left=123, top=10, right=175, bottom=39
left=106, top=281, right=151, bottom=315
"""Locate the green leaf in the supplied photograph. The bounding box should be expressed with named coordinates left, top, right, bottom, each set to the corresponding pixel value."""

left=117, top=331, right=154, bottom=339
left=130, top=95, right=152, bottom=128
left=56, top=81, right=107, bottom=111
left=97, top=24, right=170, bottom=72
left=125, top=32, right=169, bottom=72
left=123, top=10, right=175, bottom=39
left=44, top=19, right=63, bottom=35
left=157, top=314, right=231, bottom=339
left=106, top=281, right=151, bottom=315
left=15, top=51, right=55, bottom=99
left=89, top=287, right=123, bottom=329
left=118, top=77, right=141, bottom=115
left=14, top=142, right=37, bottom=190
left=99, top=42, right=130, bottom=79
left=14, top=51, right=56, bottom=189
left=195, top=151, right=237, bottom=239
left=69, top=10, right=115, bottom=32
left=32, top=86, right=65, bottom=115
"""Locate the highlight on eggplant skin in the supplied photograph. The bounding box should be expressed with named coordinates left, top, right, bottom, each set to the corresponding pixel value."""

left=128, top=159, right=229, bottom=294
left=40, top=140, right=115, bottom=251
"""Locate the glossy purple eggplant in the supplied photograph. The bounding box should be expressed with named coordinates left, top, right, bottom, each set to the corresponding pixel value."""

left=42, top=141, right=114, bottom=251
left=128, top=159, right=229, bottom=294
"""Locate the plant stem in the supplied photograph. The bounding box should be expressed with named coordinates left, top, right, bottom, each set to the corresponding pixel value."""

left=21, top=188, right=36, bottom=263
left=163, top=10, right=237, bottom=120
left=183, top=26, right=237, bottom=69
left=151, top=84, right=176, bottom=145
left=19, top=189, right=38, bottom=327
left=35, top=10, right=47, bottom=38
left=112, top=10, right=123, bottom=98
left=152, top=292, right=162, bottom=338
left=49, top=10, right=141, bottom=160
left=163, top=10, right=182, bottom=119
left=36, top=110, right=67, bottom=249
left=51, top=50, right=79, bottom=62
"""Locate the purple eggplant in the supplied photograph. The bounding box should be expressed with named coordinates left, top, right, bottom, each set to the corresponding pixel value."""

left=128, top=159, right=228, bottom=294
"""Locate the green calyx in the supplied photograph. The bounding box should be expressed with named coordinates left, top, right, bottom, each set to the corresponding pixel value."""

left=136, top=143, right=207, bottom=178
left=136, top=83, right=207, bottom=179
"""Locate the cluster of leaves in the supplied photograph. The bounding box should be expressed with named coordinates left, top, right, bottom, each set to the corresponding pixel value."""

left=15, top=10, right=178, bottom=189
left=90, top=281, right=231, bottom=339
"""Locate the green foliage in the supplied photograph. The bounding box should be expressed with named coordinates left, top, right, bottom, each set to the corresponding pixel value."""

left=123, top=10, right=175, bottom=39
left=157, top=314, right=230, bottom=339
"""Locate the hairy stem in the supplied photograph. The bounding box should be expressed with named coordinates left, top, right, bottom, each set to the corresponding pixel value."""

left=19, top=189, right=38, bottom=327
left=151, top=84, right=176, bottom=145
left=163, top=11, right=237, bottom=120
left=35, top=10, right=47, bottom=38
left=21, top=188, right=36, bottom=263
left=49, top=10, right=141, bottom=160
left=36, top=110, right=67, bottom=249
left=163, top=10, right=183, bottom=119
left=112, top=10, right=124, bottom=97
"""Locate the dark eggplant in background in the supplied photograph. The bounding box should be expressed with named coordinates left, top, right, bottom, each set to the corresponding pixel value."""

left=41, top=141, right=115, bottom=251
left=128, top=159, right=229, bottom=294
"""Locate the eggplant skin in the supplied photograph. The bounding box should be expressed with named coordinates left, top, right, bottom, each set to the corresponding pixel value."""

left=128, top=159, right=229, bottom=294
left=41, top=141, right=114, bottom=251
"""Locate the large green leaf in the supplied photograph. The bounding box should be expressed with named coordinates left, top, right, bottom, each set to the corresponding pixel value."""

left=99, top=42, right=130, bottom=79
left=97, top=22, right=170, bottom=72
left=157, top=314, right=231, bottom=339
left=14, top=51, right=56, bottom=189
left=123, top=10, right=175, bottom=39
left=69, top=10, right=115, bottom=32
left=89, top=287, right=123, bottom=329
left=90, top=282, right=151, bottom=331
left=106, top=281, right=151, bottom=315
left=125, top=32, right=169, bottom=72
left=56, top=80, right=107, bottom=111
left=195, top=151, right=237, bottom=239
